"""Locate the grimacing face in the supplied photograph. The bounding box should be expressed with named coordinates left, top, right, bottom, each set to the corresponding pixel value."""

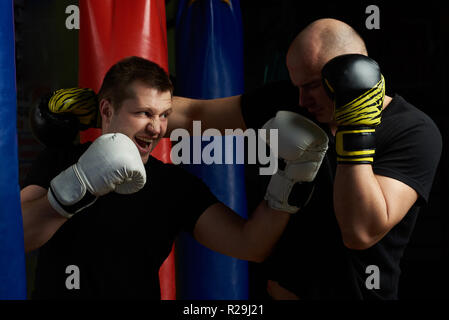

left=101, top=81, right=173, bottom=164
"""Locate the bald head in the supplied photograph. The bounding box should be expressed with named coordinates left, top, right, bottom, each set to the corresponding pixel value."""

left=286, top=19, right=369, bottom=124
left=287, top=18, right=367, bottom=71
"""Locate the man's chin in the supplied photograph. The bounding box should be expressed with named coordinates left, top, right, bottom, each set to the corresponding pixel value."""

left=141, top=143, right=160, bottom=163
left=141, top=154, right=150, bottom=164
left=313, top=112, right=333, bottom=124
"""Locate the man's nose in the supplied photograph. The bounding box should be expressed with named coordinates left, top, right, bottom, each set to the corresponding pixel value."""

left=299, top=88, right=308, bottom=107
left=147, top=117, right=161, bottom=136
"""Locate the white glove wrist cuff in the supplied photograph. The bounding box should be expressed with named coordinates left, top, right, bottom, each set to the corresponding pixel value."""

left=265, top=172, right=299, bottom=214
left=48, top=164, right=97, bottom=218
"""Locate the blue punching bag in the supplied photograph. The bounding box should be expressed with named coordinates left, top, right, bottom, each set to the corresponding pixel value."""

left=175, top=0, right=248, bottom=299
left=0, top=0, right=27, bottom=299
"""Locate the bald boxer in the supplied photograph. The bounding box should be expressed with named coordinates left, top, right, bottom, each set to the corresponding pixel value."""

left=167, top=19, right=442, bottom=299
left=21, top=56, right=328, bottom=299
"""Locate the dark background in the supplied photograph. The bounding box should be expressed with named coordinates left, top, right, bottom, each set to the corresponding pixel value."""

left=238, top=1, right=449, bottom=299
left=15, top=0, right=448, bottom=299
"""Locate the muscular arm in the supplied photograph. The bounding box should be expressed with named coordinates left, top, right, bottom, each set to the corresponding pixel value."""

left=21, top=185, right=67, bottom=253
left=168, top=95, right=246, bottom=135
left=333, top=165, right=418, bottom=250
left=191, top=110, right=325, bottom=261
left=193, top=201, right=290, bottom=262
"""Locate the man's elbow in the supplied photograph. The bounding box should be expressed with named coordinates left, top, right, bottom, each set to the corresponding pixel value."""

left=24, top=244, right=36, bottom=254
left=249, top=255, right=268, bottom=264
left=245, top=247, right=271, bottom=263
left=341, top=231, right=383, bottom=250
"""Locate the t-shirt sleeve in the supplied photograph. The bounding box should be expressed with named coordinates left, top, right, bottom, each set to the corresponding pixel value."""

left=373, top=114, right=442, bottom=205
left=21, top=148, right=61, bottom=189
left=240, top=80, right=300, bottom=129
left=22, top=145, right=86, bottom=190
left=168, top=165, right=219, bottom=234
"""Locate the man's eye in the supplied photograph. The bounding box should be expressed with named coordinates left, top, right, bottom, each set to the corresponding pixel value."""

left=303, top=80, right=322, bottom=90
left=161, top=110, right=172, bottom=119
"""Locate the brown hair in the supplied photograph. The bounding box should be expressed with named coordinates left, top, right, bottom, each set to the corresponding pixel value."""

left=97, top=56, right=173, bottom=111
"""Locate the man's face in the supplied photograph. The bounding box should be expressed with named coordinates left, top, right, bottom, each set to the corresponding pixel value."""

left=101, top=81, right=172, bottom=164
left=286, top=53, right=335, bottom=125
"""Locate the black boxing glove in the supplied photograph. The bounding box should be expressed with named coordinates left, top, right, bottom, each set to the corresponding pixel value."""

left=321, top=54, right=385, bottom=164
left=29, top=92, right=80, bottom=147
left=48, top=88, right=99, bottom=129
left=29, top=88, right=99, bottom=147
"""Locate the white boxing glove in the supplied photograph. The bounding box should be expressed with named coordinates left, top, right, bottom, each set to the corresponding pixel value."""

left=262, top=111, right=328, bottom=213
left=48, top=133, right=146, bottom=218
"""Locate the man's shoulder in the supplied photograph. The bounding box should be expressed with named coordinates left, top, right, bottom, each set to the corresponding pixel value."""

left=388, top=95, right=435, bottom=122
left=41, top=142, right=90, bottom=156
left=383, top=95, right=441, bottom=136
left=22, top=142, right=91, bottom=190
left=146, top=155, right=173, bottom=172
left=145, top=156, right=215, bottom=197
left=145, top=155, right=191, bottom=179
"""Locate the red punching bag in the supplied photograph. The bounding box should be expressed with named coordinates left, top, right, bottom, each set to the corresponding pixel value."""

left=78, top=0, right=175, bottom=300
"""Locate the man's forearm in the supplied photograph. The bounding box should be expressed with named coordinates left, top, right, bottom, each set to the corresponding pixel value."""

left=193, top=201, right=290, bottom=262
left=168, top=95, right=245, bottom=135
left=22, top=195, right=67, bottom=252
left=333, top=165, right=389, bottom=249
left=243, top=200, right=290, bottom=262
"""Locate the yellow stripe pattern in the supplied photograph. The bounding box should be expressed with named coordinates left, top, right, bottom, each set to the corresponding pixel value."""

left=49, top=87, right=99, bottom=128
left=336, top=156, right=374, bottom=163
left=334, top=75, right=385, bottom=126
left=335, top=128, right=376, bottom=164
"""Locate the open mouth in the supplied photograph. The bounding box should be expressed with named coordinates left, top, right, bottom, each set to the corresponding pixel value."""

left=135, top=136, right=153, bottom=153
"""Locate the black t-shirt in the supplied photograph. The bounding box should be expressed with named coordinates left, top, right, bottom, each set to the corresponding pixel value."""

left=23, top=143, right=218, bottom=299
left=242, top=83, right=442, bottom=299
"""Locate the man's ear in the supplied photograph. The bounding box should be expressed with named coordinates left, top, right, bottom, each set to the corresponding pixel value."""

left=99, top=99, right=113, bottom=126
